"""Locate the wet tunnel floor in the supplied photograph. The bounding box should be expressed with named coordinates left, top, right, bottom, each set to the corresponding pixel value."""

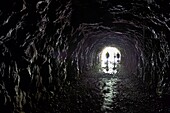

left=47, top=68, right=170, bottom=113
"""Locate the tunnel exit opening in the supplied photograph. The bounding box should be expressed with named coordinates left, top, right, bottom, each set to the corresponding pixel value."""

left=100, top=47, right=121, bottom=74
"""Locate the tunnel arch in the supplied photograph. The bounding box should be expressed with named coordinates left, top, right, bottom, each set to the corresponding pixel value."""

left=0, top=0, right=170, bottom=112
left=73, top=24, right=141, bottom=77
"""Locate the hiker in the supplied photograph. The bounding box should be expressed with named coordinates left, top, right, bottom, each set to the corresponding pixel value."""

left=106, top=52, right=110, bottom=59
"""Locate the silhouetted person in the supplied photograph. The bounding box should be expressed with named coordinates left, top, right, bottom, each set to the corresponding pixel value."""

left=117, top=53, right=120, bottom=58
left=106, top=52, right=110, bottom=59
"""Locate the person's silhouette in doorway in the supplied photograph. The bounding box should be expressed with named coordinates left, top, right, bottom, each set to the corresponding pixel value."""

left=106, top=52, right=110, bottom=59
left=105, top=52, right=110, bottom=71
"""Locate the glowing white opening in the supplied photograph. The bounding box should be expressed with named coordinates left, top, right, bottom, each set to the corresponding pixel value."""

left=100, top=47, right=121, bottom=74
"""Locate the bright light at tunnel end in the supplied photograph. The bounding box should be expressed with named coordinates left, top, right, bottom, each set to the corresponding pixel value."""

left=100, top=47, right=121, bottom=74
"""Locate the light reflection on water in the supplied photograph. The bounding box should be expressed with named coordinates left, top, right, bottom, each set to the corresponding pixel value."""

left=100, top=76, right=120, bottom=112
left=100, top=61, right=120, bottom=74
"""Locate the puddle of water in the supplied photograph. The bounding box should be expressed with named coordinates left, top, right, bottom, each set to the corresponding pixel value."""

left=101, top=62, right=120, bottom=74
left=100, top=76, right=121, bottom=112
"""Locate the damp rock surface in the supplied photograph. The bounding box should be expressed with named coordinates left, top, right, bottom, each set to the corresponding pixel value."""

left=0, top=0, right=170, bottom=112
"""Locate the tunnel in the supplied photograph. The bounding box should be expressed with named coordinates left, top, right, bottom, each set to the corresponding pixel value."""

left=0, top=0, right=170, bottom=113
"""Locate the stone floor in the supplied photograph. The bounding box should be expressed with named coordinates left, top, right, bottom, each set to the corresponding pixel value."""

left=38, top=66, right=170, bottom=113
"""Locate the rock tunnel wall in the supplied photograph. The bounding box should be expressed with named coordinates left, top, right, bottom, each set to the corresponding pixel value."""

left=0, top=0, right=170, bottom=112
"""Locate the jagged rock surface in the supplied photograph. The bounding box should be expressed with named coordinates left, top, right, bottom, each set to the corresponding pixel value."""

left=0, top=0, right=170, bottom=112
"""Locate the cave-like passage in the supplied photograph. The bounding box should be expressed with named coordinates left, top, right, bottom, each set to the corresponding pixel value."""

left=1, top=0, right=170, bottom=113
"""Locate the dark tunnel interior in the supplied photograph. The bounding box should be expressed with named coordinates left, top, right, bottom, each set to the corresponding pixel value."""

left=0, top=0, right=170, bottom=113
